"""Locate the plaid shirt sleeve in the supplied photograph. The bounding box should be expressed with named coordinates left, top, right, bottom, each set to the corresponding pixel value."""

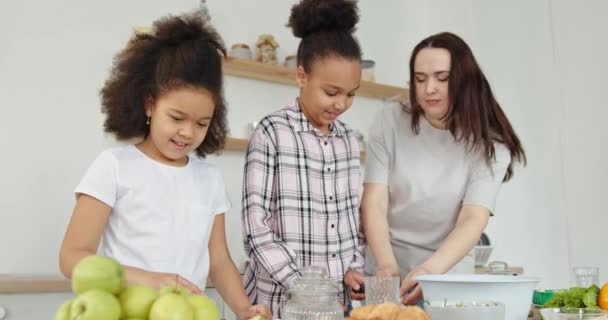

left=241, top=126, right=301, bottom=289
left=348, top=229, right=367, bottom=272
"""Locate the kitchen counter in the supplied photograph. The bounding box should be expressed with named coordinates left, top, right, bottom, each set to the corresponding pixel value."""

left=0, top=275, right=71, bottom=294
left=2, top=264, right=521, bottom=294
left=0, top=274, right=227, bottom=294
left=0, top=260, right=249, bottom=294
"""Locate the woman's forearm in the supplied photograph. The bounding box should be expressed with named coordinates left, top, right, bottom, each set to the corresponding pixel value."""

left=422, top=205, right=490, bottom=273
left=361, top=183, right=398, bottom=272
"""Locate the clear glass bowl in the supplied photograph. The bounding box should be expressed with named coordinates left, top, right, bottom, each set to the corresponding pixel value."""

left=540, top=308, right=608, bottom=320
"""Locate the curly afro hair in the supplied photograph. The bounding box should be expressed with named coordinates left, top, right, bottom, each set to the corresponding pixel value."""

left=100, top=12, right=228, bottom=157
left=287, top=0, right=361, bottom=71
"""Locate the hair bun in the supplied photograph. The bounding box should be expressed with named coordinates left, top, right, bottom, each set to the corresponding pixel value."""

left=288, top=0, right=359, bottom=38
left=152, top=13, right=225, bottom=53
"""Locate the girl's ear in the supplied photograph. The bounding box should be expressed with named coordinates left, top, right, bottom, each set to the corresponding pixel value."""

left=295, top=65, right=308, bottom=89
left=144, top=96, right=155, bottom=117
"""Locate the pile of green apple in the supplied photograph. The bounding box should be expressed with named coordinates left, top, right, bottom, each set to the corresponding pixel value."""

left=54, top=255, right=219, bottom=320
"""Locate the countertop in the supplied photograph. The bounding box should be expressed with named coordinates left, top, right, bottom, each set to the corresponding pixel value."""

left=0, top=275, right=71, bottom=294
left=1, top=264, right=522, bottom=294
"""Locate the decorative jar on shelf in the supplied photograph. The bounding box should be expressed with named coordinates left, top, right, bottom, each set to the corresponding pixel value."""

left=228, top=43, right=253, bottom=60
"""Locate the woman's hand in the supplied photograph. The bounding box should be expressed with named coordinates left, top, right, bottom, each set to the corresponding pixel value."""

left=344, top=269, right=366, bottom=300
left=376, top=265, right=400, bottom=277
left=134, top=270, right=203, bottom=295
left=237, top=304, right=271, bottom=320
left=400, top=265, right=432, bottom=305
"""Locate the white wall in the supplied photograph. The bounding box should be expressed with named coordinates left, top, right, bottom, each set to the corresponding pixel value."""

left=549, top=0, right=608, bottom=283
left=1, top=0, right=605, bottom=290
left=0, top=0, right=203, bottom=274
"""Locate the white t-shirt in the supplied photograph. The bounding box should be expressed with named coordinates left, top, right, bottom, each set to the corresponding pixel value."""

left=75, top=145, right=231, bottom=289
left=364, top=104, right=510, bottom=277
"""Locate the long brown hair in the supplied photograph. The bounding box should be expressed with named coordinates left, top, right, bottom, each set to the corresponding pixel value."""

left=407, top=32, right=526, bottom=181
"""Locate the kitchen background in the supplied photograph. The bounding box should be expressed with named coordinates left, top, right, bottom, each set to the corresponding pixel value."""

left=0, top=0, right=606, bottom=291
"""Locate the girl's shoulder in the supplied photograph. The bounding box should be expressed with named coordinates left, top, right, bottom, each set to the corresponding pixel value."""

left=253, top=105, right=299, bottom=141
left=187, top=155, right=224, bottom=182
left=258, top=106, right=294, bottom=128
left=91, top=144, right=138, bottom=165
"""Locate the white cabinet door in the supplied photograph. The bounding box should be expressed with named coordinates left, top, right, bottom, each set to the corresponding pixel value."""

left=0, top=292, right=74, bottom=319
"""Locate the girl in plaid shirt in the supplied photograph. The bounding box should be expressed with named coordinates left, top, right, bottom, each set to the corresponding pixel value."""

left=241, top=0, right=366, bottom=317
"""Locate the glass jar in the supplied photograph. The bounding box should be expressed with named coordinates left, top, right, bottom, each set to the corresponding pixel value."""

left=283, top=266, right=343, bottom=320
left=361, top=59, right=376, bottom=82
left=228, top=43, right=253, bottom=60
left=572, top=267, right=599, bottom=287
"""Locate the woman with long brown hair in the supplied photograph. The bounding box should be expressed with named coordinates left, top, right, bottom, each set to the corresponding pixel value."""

left=361, top=32, right=526, bottom=305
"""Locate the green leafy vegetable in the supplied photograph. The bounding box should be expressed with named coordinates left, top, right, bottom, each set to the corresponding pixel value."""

left=542, top=285, right=600, bottom=309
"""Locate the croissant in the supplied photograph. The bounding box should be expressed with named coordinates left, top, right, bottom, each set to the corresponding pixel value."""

left=368, top=302, right=401, bottom=320
left=395, top=306, right=430, bottom=320
left=350, top=304, right=377, bottom=320
left=350, top=303, right=430, bottom=320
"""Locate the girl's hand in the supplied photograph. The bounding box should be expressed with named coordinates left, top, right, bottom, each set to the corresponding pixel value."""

left=344, top=269, right=365, bottom=301
left=238, top=304, right=271, bottom=320
left=137, top=270, right=203, bottom=295
left=400, top=265, right=431, bottom=305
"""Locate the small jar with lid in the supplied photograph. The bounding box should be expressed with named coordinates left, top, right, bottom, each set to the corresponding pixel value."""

left=488, top=261, right=511, bottom=275
left=283, top=266, right=343, bottom=320
left=361, top=59, right=376, bottom=82
left=228, top=43, right=253, bottom=60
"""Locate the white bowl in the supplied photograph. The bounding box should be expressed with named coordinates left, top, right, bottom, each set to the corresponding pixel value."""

left=416, top=274, right=540, bottom=320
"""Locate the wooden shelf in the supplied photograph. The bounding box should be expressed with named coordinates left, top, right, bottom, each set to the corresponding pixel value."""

left=0, top=274, right=71, bottom=294
left=225, top=137, right=250, bottom=151
left=224, top=58, right=409, bottom=102
left=132, top=26, right=409, bottom=100
left=225, top=137, right=366, bottom=161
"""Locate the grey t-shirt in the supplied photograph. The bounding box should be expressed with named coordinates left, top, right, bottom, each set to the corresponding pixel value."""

left=363, top=104, right=510, bottom=277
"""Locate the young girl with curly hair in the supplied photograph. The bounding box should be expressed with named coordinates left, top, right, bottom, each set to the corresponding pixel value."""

left=59, top=12, right=269, bottom=320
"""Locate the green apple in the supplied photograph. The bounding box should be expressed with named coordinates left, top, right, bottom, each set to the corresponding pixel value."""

left=70, top=290, right=121, bottom=320
left=250, top=316, right=266, bottom=320
left=119, top=284, right=159, bottom=318
left=72, top=255, right=125, bottom=295
left=160, top=284, right=190, bottom=296
left=149, top=293, right=194, bottom=320
left=54, top=299, right=72, bottom=320
left=189, top=295, right=219, bottom=320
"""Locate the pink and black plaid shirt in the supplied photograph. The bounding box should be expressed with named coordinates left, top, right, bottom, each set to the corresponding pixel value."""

left=241, top=101, right=365, bottom=318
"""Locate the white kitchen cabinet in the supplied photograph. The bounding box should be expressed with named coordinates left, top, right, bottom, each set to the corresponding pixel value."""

left=0, top=292, right=74, bottom=319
